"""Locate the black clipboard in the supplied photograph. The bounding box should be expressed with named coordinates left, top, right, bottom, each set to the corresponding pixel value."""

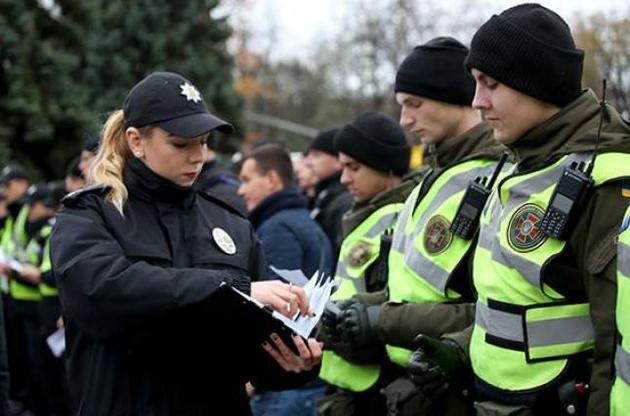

left=211, top=284, right=304, bottom=355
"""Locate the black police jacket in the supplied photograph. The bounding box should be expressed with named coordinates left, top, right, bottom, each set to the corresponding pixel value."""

left=310, top=174, right=353, bottom=259
left=50, top=159, right=300, bottom=415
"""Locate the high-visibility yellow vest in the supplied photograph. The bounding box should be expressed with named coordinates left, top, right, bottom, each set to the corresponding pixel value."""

left=0, top=216, right=15, bottom=294
left=38, top=235, right=58, bottom=297
left=471, top=152, right=630, bottom=393
left=611, top=206, right=630, bottom=415
left=320, top=203, right=402, bottom=392
left=10, top=222, right=50, bottom=302
left=386, top=158, right=509, bottom=366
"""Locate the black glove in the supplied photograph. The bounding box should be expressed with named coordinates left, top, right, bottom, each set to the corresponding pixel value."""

left=406, top=334, right=466, bottom=399
left=338, top=303, right=381, bottom=348
left=319, top=300, right=383, bottom=364
left=318, top=299, right=356, bottom=349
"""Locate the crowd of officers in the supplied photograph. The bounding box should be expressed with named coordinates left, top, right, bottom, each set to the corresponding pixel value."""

left=0, top=2, right=629, bottom=416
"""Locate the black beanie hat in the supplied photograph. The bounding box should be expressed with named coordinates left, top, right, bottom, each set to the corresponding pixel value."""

left=308, top=127, right=340, bottom=156
left=465, top=3, right=584, bottom=107
left=395, top=37, right=475, bottom=106
left=334, top=112, right=410, bottom=177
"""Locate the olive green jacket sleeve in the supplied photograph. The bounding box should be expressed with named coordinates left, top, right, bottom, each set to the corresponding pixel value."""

left=559, top=183, right=628, bottom=416
left=375, top=301, right=475, bottom=350
left=353, top=288, right=388, bottom=305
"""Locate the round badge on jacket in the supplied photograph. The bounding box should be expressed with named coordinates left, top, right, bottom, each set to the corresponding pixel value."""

left=347, top=243, right=371, bottom=268
left=507, top=203, right=548, bottom=253
left=423, top=215, right=453, bottom=255
left=212, top=227, right=236, bottom=255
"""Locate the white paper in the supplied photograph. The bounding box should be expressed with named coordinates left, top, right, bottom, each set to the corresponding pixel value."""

left=270, top=270, right=334, bottom=338
left=46, top=328, right=66, bottom=358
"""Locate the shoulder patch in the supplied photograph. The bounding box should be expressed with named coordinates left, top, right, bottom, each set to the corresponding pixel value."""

left=61, top=184, right=109, bottom=206
left=197, top=191, right=246, bottom=218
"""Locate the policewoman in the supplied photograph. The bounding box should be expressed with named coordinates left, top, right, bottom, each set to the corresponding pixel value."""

left=409, top=5, right=630, bottom=415
left=50, top=72, right=321, bottom=415
left=318, top=112, right=415, bottom=415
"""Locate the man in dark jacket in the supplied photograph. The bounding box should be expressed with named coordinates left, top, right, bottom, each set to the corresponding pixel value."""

left=239, top=144, right=333, bottom=415
left=238, top=144, right=333, bottom=279
left=305, top=129, right=353, bottom=260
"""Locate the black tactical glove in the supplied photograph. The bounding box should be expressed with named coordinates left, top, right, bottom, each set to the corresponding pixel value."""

left=318, top=299, right=356, bottom=350
left=406, top=334, right=466, bottom=398
left=319, top=300, right=383, bottom=364
left=338, top=303, right=381, bottom=348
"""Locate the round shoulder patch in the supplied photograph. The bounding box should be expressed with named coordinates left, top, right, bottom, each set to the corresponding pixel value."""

left=212, top=227, right=236, bottom=255
left=423, top=215, right=453, bottom=255
left=507, top=203, right=547, bottom=253
left=346, top=242, right=372, bottom=268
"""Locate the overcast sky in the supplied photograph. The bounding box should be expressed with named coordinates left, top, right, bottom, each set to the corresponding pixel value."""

left=218, top=0, right=629, bottom=61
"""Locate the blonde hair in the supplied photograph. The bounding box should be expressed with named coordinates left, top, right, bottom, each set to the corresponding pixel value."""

left=89, top=110, right=131, bottom=215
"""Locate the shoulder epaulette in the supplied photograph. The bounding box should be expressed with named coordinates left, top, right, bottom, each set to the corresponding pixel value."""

left=197, top=191, right=246, bottom=218
left=61, top=184, right=110, bottom=206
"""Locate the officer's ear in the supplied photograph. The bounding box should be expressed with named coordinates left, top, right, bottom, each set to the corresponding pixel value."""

left=125, top=127, right=144, bottom=158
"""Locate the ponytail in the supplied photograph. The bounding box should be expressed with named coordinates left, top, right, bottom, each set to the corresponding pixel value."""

left=89, top=110, right=130, bottom=215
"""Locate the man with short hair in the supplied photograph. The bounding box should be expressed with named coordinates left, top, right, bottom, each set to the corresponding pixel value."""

left=238, top=144, right=333, bottom=415
left=238, top=144, right=333, bottom=278
left=306, top=129, right=353, bottom=259
left=407, top=5, right=630, bottom=415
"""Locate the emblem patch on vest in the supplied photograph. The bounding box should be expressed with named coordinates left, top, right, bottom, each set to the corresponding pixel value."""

left=508, top=203, right=547, bottom=252
left=424, top=215, right=452, bottom=255
left=347, top=243, right=371, bottom=267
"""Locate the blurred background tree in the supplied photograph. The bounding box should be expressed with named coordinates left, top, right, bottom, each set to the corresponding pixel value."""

left=0, top=0, right=628, bottom=176
left=574, top=12, right=630, bottom=117
left=0, top=0, right=241, bottom=179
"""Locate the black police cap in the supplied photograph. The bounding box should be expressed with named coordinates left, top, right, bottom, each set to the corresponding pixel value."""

left=0, top=164, right=29, bottom=183
left=123, top=72, right=234, bottom=138
left=27, top=182, right=66, bottom=208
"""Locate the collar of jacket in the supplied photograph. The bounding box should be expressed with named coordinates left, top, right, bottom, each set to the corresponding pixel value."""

left=508, top=89, right=630, bottom=170
left=124, top=157, right=196, bottom=209
left=248, top=186, right=309, bottom=229
left=314, top=173, right=344, bottom=196
left=341, top=172, right=423, bottom=236
left=431, top=121, right=503, bottom=170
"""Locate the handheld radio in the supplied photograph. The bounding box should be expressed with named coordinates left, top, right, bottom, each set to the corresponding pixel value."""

left=451, top=152, right=509, bottom=240
left=540, top=80, right=609, bottom=240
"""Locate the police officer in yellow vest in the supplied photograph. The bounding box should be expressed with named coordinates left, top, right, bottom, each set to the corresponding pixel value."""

left=0, top=182, right=64, bottom=415
left=0, top=164, right=32, bottom=412
left=612, top=208, right=630, bottom=415
left=407, top=4, right=630, bottom=416
left=317, top=111, right=415, bottom=415
left=332, top=37, right=507, bottom=415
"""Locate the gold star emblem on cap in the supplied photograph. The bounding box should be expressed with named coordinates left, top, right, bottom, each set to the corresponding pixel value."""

left=180, top=82, right=202, bottom=103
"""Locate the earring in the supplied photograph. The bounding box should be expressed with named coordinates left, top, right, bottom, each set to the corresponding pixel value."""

left=135, top=152, right=143, bottom=158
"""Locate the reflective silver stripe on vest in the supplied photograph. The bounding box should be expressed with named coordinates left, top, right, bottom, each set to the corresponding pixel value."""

left=478, top=154, right=591, bottom=289
left=404, top=249, right=452, bottom=294
left=526, top=315, right=594, bottom=348
left=335, top=263, right=367, bottom=293
left=365, top=212, right=398, bottom=239
left=615, top=347, right=630, bottom=385
left=619, top=242, right=630, bottom=278
left=392, top=189, right=419, bottom=252
left=476, top=301, right=594, bottom=348
left=476, top=301, right=523, bottom=342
